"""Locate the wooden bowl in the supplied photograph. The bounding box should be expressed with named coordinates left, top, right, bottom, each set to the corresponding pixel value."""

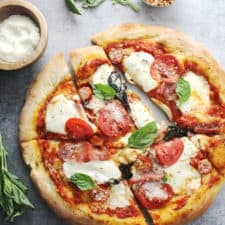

left=0, top=0, right=48, bottom=70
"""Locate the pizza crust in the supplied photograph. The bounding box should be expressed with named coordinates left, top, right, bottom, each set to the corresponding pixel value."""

left=21, top=140, right=147, bottom=225
left=19, top=53, right=71, bottom=142
left=70, top=46, right=109, bottom=73
left=92, top=23, right=225, bottom=103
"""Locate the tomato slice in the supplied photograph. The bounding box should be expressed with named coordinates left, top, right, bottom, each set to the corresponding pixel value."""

left=65, top=118, right=94, bottom=140
left=151, top=54, right=182, bottom=83
left=155, top=138, right=184, bottom=166
left=98, top=100, right=131, bottom=137
left=58, top=141, right=93, bottom=162
left=135, top=182, right=174, bottom=210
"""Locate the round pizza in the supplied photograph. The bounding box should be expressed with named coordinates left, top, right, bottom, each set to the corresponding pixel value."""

left=19, top=24, right=225, bottom=225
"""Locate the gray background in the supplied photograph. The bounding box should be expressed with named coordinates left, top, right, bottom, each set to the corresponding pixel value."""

left=0, top=0, right=225, bottom=224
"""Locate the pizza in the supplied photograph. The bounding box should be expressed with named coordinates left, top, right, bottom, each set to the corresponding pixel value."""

left=19, top=24, right=225, bottom=225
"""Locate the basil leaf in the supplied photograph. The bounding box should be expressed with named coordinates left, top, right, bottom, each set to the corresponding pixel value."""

left=176, top=77, right=191, bottom=104
left=93, top=83, right=116, bottom=100
left=82, top=0, right=105, bottom=8
left=0, top=134, right=34, bottom=221
left=128, top=122, right=158, bottom=149
left=70, top=173, right=97, bottom=190
left=162, top=173, right=169, bottom=183
left=65, top=0, right=82, bottom=15
left=164, top=124, right=187, bottom=141
left=112, top=0, right=139, bottom=12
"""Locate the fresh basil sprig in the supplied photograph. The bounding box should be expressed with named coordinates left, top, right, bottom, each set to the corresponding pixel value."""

left=82, top=0, right=105, bottom=8
left=128, top=122, right=158, bottom=149
left=176, top=77, right=191, bottom=104
left=112, top=0, right=139, bottom=12
left=93, top=83, right=116, bottom=100
left=70, top=173, right=97, bottom=190
left=65, top=0, right=82, bottom=15
left=0, top=134, right=34, bottom=222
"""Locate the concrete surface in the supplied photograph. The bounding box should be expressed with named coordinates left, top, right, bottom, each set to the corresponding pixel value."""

left=0, top=0, right=225, bottom=224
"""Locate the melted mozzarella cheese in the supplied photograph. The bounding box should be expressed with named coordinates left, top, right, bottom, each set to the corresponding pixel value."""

left=128, top=97, right=155, bottom=128
left=45, top=95, right=82, bottom=134
left=142, top=182, right=168, bottom=201
left=165, top=137, right=201, bottom=194
left=91, top=64, right=114, bottom=85
left=63, top=160, right=121, bottom=184
left=177, top=71, right=211, bottom=116
left=190, top=134, right=209, bottom=150
left=86, top=96, right=105, bottom=114
left=123, top=52, right=159, bottom=92
left=107, top=182, right=132, bottom=209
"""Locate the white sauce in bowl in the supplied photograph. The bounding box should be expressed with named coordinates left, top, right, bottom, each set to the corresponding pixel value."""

left=0, top=15, right=40, bottom=63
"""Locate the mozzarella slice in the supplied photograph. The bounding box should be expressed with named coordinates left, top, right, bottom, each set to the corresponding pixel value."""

left=86, top=96, right=105, bottom=114
left=177, top=71, right=211, bottom=117
left=165, top=137, right=201, bottom=194
left=107, top=182, right=132, bottom=209
left=123, top=51, right=158, bottom=92
left=45, top=95, right=82, bottom=134
left=91, top=64, right=114, bottom=85
left=63, top=160, right=121, bottom=184
left=128, top=96, right=155, bottom=128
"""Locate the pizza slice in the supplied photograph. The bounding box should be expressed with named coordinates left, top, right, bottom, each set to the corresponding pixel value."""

left=124, top=134, right=225, bottom=225
left=70, top=46, right=158, bottom=151
left=20, top=53, right=96, bottom=142
left=21, top=139, right=147, bottom=225
left=92, top=23, right=225, bottom=134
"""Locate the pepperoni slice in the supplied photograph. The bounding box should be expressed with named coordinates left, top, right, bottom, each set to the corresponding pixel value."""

left=78, top=85, right=92, bottom=102
left=151, top=54, right=182, bottom=83
left=58, top=141, right=93, bottom=162
left=135, top=182, right=174, bottom=210
left=155, top=138, right=184, bottom=166
left=98, top=100, right=131, bottom=137
left=129, top=173, right=163, bottom=185
left=65, top=118, right=94, bottom=140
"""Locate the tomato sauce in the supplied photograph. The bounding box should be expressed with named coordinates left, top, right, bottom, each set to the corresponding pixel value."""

left=173, top=196, right=190, bottom=210
left=76, top=59, right=109, bottom=85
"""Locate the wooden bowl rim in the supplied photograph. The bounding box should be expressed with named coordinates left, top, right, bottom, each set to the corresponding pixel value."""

left=0, top=0, right=48, bottom=70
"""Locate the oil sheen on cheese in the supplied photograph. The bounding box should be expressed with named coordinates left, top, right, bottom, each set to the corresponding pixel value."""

left=0, top=15, right=40, bottom=62
left=123, top=51, right=158, bottom=92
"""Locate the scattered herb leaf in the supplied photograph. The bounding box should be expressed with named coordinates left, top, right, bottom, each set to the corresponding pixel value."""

left=0, top=134, right=34, bottom=222
left=82, top=0, right=105, bottom=8
left=93, top=83, right=116, bottom=100
left=176, top=77, right=191, bottom=104
left=164, top=124, right=188, bottom=141
left=70, top=173, right=97, bottom=190
left=112, top=0, right=139, bottom=12
left=128, top=122, right=158, bottom=149
left=65, top=0, right=82, bottom=15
